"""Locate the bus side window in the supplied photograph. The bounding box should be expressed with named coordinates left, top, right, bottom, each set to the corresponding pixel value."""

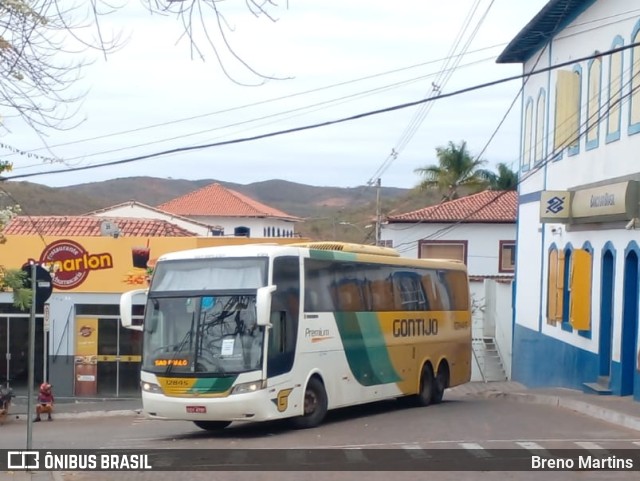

left=392, top=272, right=428, bottom=311
left=369, top=279, right=395, bottom=311
left=331, top=279, right=366, bottom=312
left=443, top=270, right=470, bottom=310
left=422, top=271, right=443, bottom=311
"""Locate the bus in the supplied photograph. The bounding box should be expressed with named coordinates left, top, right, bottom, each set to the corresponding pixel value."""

left=119, top=242, right=471, bottom=431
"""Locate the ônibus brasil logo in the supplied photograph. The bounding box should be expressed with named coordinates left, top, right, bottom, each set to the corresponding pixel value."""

left=39, top=239, right=114, bottom=290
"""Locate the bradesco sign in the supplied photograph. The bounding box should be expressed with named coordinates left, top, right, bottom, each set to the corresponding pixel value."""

left=39, top=239, right=114, bottom=290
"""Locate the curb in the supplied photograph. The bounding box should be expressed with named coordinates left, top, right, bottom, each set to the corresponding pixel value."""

left=480, top=391, right=640, bottom=433
left=10, top=410, right=142, bottom=422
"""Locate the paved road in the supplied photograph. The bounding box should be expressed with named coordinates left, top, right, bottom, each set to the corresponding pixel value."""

left=2, top=391, right=639, bottom=480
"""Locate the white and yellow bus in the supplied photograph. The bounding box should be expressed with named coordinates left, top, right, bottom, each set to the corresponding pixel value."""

left=120, top=242, right=471, bottom=431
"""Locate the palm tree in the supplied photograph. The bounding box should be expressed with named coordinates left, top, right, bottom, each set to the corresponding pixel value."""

left=414, top=140, right=493, bottom=201
left=486, top=162, right=518, bottom=191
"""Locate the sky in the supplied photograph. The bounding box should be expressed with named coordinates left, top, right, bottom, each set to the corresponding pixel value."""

left=1, top=0, right=549, bottom=190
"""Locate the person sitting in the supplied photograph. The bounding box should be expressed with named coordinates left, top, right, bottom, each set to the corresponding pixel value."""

left=34, top=382, right=54, bottom=422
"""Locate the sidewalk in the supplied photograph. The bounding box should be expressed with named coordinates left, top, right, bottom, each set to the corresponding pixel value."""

left=449, top=380, right=640, bottom=432
left=8, top=396, right=142, bottom=421
left=7, top=381, right=640, bottom=426
left=3, top=381, right=640, bottom=481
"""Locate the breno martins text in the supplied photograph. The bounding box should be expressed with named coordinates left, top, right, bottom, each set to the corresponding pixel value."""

left=532, top=455, right=633, bottom=470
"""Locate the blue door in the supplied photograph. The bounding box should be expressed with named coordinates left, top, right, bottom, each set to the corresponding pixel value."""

left=599, top=251, right=614, bottom=377
left=621, top=251, right=639, bottom=396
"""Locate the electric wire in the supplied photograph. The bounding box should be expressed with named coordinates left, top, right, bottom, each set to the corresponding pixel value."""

left=2, top=41, right=638, bottom=182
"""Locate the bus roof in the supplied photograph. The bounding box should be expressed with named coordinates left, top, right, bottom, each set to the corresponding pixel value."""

left=155, top=242, right=467, bottom=272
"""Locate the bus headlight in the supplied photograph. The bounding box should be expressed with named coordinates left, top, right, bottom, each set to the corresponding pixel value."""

left=231, top=380, right=266, bottom=395
left=141, top=381, right=163, bottom=394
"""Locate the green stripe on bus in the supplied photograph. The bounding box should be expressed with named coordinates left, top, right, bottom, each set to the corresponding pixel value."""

left=335, top=312, right=401, bottom=386
left=192, top=376, right=237, bottom=394
left=308, top=250, right=358, bottom=261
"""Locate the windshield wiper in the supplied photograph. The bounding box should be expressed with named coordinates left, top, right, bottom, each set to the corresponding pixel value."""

left=164, top=324, right=193, bottom=376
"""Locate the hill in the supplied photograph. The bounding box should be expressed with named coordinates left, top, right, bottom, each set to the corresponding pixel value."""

left=0, top=177, right=437, bottom=241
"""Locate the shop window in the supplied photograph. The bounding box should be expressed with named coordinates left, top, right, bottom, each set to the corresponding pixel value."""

left=499, top=241, right=516, bottom=273
left=419, top=240, right=467, bottom=264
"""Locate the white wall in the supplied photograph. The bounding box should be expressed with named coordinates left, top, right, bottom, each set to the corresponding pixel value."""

left=493, top=280, right=513, bottom=379
left=189, top=216, right=297, bottom=238
left=516, top=0, right=640, bottom=358
left=92, top=205, right=210, bottom=236
left=381, top=222, right=515, bottom=277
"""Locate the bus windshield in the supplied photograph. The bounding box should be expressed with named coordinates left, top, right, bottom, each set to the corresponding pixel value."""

left=143, top=294, right=264, bottom=375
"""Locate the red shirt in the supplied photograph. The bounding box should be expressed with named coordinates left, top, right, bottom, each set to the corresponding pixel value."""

left=38, top=391, right=54, bottom=404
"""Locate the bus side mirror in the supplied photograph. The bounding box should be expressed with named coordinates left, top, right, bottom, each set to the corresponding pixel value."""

left=256, top=285, right=276, bottom=327
left=120, top=288, right=147, bottom=331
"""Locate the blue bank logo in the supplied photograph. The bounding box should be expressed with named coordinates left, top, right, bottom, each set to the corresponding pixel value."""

left=546, top=196, right=566, bottom=215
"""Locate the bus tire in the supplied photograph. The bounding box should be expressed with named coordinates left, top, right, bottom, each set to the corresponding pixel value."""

left=432, top=364, right=449, bottom=404
left=291, top=377, right=328, bottom=429
left=414, top=364, right=434, bottom=407
left=193, top=420, right=232, bottom=431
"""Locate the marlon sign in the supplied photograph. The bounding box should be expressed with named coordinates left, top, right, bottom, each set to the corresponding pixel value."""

left=39, top=240, right=114, bottom=290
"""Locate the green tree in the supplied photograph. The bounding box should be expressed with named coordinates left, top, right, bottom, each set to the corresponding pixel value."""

left=486, top=162, right=518, bottom=191
left=414, top=140, right=493, bottom=201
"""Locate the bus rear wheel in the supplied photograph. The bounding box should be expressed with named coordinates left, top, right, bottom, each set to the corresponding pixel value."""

left=291, top=377, right=328, bottom=429
left=412, top=364, right=434, bottom=407
left=193, top=420, right=231, bottom=431
left=432, top=364, right=449, bottom=404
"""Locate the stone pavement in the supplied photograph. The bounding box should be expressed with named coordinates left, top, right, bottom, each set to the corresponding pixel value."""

left=2, top=381, right=640, bottom=480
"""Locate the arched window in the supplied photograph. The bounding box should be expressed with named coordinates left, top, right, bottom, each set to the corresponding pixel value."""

left=522, top=98, right=534, bottom=171
left=586, top=57, right=602, bottom=150
left=607, top=36, right=624, bottom=142
left=630, top=23, right=640, bottom=134
left=568, top=65, right=582, bottom=156
left=534, top=89, right=546, bottom=163
left=234, top=226, right=250, bottom=237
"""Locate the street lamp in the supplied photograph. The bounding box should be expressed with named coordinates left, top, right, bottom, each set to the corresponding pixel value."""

left=338, top=222, right=372, bottom=243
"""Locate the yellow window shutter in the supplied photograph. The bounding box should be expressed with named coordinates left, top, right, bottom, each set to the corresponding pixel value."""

left=554, top=71, right=573, bottom=151
left=547, top=250, right=558, bottom=324
left=556, top=250, right=565, bottom=322
left=570, top=249, right=592, bottom=330
left=568, top=71, right=581, bottom=148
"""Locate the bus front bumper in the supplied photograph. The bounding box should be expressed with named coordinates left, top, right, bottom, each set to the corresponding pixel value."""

left=141, top=390, right=279, bottom=423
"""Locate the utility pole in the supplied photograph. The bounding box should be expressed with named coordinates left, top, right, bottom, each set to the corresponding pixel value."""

left=26, top=262, right=36, bottom=449
left=375, top=178, right=381, bottom=246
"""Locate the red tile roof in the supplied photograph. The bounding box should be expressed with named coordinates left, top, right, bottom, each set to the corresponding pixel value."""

left=387, top=190, right=517, bottom=223
left=157, top=183, right=299, bottom=220
left=3, top=216, right=197, bottom=237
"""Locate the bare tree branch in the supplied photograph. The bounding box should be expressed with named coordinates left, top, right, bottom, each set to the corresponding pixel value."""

left=0, top=0, right=290, bottom=137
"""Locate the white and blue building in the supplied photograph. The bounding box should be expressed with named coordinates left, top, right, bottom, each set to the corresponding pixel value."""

left=500, top=0, right=640, bottom=400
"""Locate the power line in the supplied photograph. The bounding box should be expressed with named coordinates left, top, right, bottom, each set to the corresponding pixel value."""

left=12, top=54, right=499, bottom=169
left=4, top=43, right=509, bottom=161
left=393, top=63, right=640, bottom=253
left=3, top=41, right=638, bottom=182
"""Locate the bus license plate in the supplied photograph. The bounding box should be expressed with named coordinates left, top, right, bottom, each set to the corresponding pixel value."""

left=186, top=406, right=206, bottom=414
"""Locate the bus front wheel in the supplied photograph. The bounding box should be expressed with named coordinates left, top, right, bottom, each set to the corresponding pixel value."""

left=291, top=377, right=328, bottom=429
left=193, top=420, right=232, bottom=431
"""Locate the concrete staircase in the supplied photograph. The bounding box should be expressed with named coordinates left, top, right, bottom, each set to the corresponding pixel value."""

left=583, top=376, right=613, bottom=395
left=472, top=337, right=507, bottom=382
